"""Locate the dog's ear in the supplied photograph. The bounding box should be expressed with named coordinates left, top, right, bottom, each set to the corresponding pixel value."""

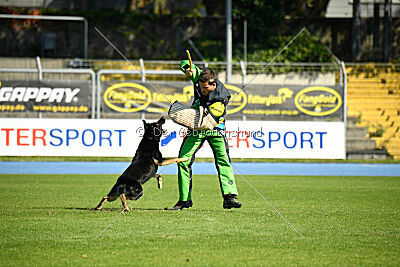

left=142, top=120, right=147, bottom=125
left=157, top=117, right=165, bottom=125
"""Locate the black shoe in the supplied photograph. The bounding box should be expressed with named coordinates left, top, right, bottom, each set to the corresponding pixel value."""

left=167, top=200, right=193, bottom=210
left=223, top=194, right=242, bottom=209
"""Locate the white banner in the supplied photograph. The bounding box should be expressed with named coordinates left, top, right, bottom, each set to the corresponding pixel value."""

left=0, top=118, right=345, bottom=159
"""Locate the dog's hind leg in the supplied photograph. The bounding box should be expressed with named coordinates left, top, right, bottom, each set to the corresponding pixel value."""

left=94, top=196, right=108, bottom=211
left=120, top=194, right=130, bottom=212
left=154, top=174, right=162, bottom=190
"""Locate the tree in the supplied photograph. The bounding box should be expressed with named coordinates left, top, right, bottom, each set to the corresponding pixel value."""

left=232, top=0, right=284, bottom=44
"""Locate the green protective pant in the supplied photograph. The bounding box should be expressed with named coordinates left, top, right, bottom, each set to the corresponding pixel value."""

left=177, top=129, right=238, bottom=201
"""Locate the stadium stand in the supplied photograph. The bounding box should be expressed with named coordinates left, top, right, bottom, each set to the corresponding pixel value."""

left=346, top=64, right=400, bottom=160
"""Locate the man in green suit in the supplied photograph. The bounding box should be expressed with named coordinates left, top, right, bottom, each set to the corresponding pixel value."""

left=169, top=60, right=241, bottom=210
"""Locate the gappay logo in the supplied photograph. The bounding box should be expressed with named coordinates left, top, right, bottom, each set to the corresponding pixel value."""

left=294, top=86, right=342, bottom=116
left=104, top=82, right=151, bottom=112
left=0, top=83, right=80, bottom=103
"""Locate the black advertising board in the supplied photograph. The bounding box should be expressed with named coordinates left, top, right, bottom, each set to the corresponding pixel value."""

left=101, top=81, right=344, bottom=120
left=0, top=80, right=91, bottom=113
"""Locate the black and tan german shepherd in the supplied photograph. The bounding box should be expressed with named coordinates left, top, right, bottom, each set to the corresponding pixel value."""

left=94, top=117, right=188, bottom=211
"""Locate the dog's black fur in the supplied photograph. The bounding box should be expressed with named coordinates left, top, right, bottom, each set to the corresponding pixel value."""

left=95, top=117, right=179, bottom=211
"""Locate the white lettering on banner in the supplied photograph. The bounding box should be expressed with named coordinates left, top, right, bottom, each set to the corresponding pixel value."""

left=37, top=88, right=52, bottom=102
left=0, top=87, right=80, bottom=103
left=65, top=88, right=80, bottom=102
left=10, top=87, right=25, bottom=101
left=23, top=88, right=39, bottom=101
left=0, top=87, right=11, bottom=101
left=0, top=119, right=346, bottom=159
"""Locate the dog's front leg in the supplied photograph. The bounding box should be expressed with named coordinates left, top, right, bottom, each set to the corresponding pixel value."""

left=120, top=194, right=130, bottom=212
left=94, top=196, right=108, bottom=211
left=155, top=157, right=190, bottom=166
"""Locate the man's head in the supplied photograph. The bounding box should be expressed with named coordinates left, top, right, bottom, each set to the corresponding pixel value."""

left=198, top=69, right=217, bottom=96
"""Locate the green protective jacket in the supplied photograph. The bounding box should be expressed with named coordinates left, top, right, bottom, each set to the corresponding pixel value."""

left=180, top=60, right=231, bottom=130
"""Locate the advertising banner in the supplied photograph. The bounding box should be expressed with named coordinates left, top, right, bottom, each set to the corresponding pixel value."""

left=0, top=80, right=91, bottom=113
left=0, top=118, right=345, bottom=159
left=101, top=81, right=344, bottom=120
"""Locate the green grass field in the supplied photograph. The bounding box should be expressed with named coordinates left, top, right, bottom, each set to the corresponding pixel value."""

left=1, top=173, right=399, bottom=266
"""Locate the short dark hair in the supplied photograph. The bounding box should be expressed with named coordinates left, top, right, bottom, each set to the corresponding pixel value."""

left=199, top=69, right=217, bottom=84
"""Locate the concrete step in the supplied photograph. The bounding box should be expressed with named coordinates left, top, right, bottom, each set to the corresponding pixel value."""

left=346, top=139, right=377, bottom=151
left=346, top=117, right=358, bottom=126
left=346, top=149, right=389, bottom=160
left=346, top=126, right=368, bottom=139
